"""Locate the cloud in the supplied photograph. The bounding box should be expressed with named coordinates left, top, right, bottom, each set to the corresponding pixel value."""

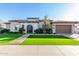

left=56, top=4, right=79, bottom=21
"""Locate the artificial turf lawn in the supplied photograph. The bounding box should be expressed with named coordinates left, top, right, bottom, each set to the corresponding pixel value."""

left=21, top=35, right=79, bottom=45
left=0, top=33, right=22, bottom=45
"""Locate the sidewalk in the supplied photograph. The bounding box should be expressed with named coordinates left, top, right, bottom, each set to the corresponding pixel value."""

left=9, top=34, right=30, bottom=45
left=0, top=45, right=78, bottom=56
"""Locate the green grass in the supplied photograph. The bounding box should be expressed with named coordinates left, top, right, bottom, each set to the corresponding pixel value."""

left=0, top=33, right=22, bottom=45
left=21, top=35, right=79, bottom=45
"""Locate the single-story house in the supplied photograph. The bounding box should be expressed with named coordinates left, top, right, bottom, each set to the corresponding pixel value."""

left=3, top=16, right=79, bottom=34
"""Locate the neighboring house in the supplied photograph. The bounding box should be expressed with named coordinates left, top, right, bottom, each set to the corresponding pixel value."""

left=4, top=22, right=10, bottom=29
left=0, top=23, right=8, bottom=29
left=3, top=16, right=79, bottom=34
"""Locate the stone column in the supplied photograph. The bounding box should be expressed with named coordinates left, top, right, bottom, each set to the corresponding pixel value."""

left=71, top=24, right=75, bottom=34
left=52, top=25, right=56, bottom=34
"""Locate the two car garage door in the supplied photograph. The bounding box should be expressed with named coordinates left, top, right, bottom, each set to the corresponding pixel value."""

left=56, top=25, right=72, bottom=34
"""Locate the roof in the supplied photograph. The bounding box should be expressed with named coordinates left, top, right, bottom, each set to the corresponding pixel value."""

left=9, top=20, right=26, bottom=22
left=9, top=19, right=79, bottom=24
left=27, top=17, right=39, bottom=19
left=9, top=20, right=39, bottom=23
left=4, top=22, right=10, bottom=24
left=53, top=21, right=79, bottom=23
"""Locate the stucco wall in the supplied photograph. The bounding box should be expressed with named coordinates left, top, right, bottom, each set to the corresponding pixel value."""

left=5, top=24, right=10, bottom=29
left=10, top=22, right=39, bottom=33
left=10, top=22, right=20, bottom=32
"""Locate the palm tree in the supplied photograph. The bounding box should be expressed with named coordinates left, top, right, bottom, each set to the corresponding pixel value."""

left=43, top=16, right=50, bottom=33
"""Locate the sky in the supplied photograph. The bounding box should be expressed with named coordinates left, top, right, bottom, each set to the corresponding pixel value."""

left=0, top=3, right=79, bottom=22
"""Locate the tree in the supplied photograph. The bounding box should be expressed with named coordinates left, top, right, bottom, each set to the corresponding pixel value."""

left=43, top=16, right=51, bottom=34
left=19, top=25, right=25, bottom=34
left=34, top=16, right=53, bottom=34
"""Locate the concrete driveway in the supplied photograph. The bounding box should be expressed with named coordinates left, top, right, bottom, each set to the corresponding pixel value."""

left=0, top=45, right=79, bottom=56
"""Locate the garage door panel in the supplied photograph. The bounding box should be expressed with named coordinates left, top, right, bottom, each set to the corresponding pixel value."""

left=56, top=25, right=71, bottom=33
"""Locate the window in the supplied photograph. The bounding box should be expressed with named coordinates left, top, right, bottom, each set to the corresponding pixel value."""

left=15, top=26, right=17, bottom=30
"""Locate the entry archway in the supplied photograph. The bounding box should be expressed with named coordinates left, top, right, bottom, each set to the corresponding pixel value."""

left=27, top=25, right=33, bottom=33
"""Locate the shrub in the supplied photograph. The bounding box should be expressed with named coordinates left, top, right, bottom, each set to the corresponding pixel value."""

left=34, top=28, right=52, bottom=34
left=46, top=28, right=52, bottom=34
left=0, top=29, right=10, bottom=33
left=9, top=32, right=19, bottom=34
left=19, top=28, right=25, bottom=34
left=34, top=28, right=43, bottom=34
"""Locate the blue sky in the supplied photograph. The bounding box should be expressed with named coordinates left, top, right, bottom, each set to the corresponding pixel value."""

left=0, top=3, right=79, bottom=22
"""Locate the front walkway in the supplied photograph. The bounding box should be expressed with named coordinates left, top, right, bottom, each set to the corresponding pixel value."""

left=9, top=34, right=30, bottom=45
left=0, top=45, right=79, bottom=56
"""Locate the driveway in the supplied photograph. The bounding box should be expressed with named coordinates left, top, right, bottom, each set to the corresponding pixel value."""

left=0, top=45, right=79, bottom=56
left=61, top=34, right=79, bottom=41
